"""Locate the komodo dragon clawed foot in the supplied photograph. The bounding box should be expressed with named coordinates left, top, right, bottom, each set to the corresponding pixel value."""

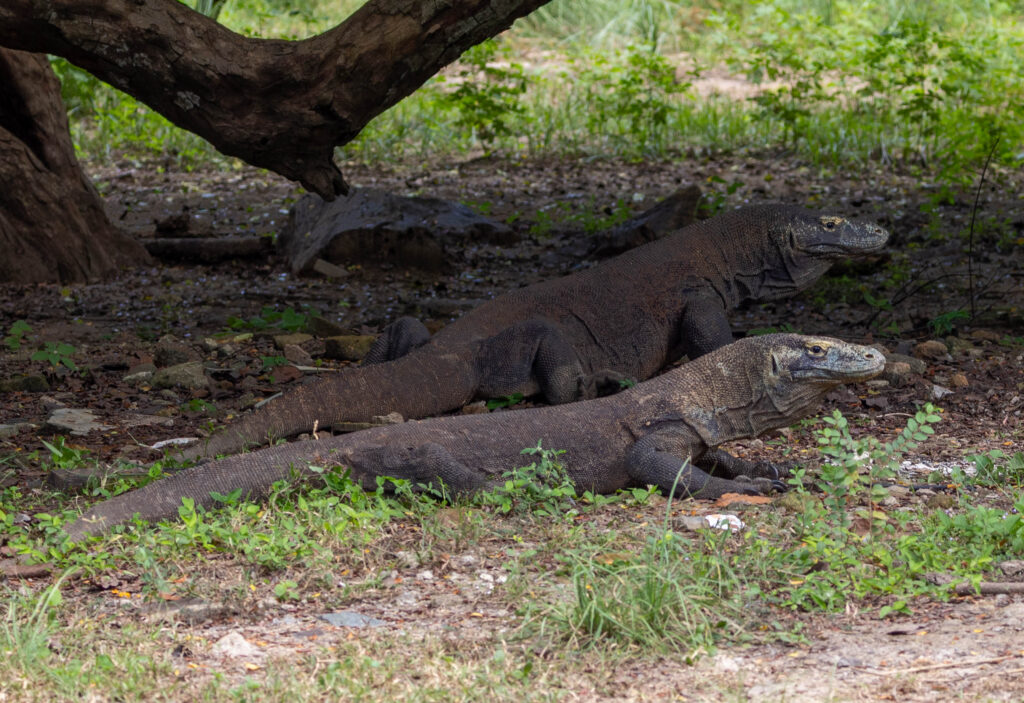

left=577, top=369, right=637, bottom=399
left=362, top=317, right=432, bottom=365
left=733, top=475, right=788, bottom=494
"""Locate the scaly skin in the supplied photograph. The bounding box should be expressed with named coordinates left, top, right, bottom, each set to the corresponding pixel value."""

left=66, top=334, right=885, bottom=540
left=181, top=205, right=888, bottom=460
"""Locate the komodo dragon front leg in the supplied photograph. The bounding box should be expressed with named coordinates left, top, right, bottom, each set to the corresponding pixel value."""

left=626, top=426, right=787, bottom=499
left=672, top=291, right=735, bottom=360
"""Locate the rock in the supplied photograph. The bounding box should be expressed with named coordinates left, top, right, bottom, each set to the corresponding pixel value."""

left=913, top=339, right=949, bottom=360
left=0, top=375, right=50, bottom=393
left=949, top=373, right=969, bottom=389
left=926, top=493, right=954, bottom=509
left=970, top=328, right=1002, bottom=342
left=884, top=353, right=927, bottom=376
left=122, top=368, right=154, bottom=386
left=931, top=383, right=953, bottom=400
left=283, top=343, right=313, bottom=367
left=44, top=408, right=112, bottom=436
left=142, top=598, right=230, bottom=624
left=323, top=335, right=375, bottom=361
left=318, top=611, right=386, bottom=628
left=461, top=401, right=490, bottom=415
left=887, top=485, right=910, bottom=500
left=210, top=631, right=261, bottom=658
left=273, top=333, right=312, bottom=349
left=881, top=361, right=913, bottom=388
left=152, top=361, right=208, bottom=390
left=279, top=188, right=517, bottom=275
left=0, top=422, right=34, bottom=439
left=945, top=337, right=975, bottom=356
left=154, top=335, right=199, bottom=367
left=775, top=491, right=819, bottom=514
left=998, top=560, right=1024, bottom=576
left=311, top=258, right=350, bottom=279
left=308, top=316, right=349, bottom=338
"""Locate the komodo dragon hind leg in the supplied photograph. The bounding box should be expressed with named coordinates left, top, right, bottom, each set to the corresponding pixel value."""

left=673, top=294, right=735, bottom=360
left=347, top=442, right=494, bottom=496
left=476, top=319, right=601, bottom=404
left=362, top=317, right=432, bottom=365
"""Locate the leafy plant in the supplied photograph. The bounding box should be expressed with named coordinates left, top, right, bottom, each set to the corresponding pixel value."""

left=477, top=443, right=577, bottom=518
left=31, top=342, right=77, bottom=371
left=227, top=306, right=308, bottom=332
left=3, top=320, right=32, bottom=351
left=430, top=38, right=527, bottom=148
left=40, top=437, right=90, bottom=471
left=928, top=309, right=969, bottom=335
left=486, top=392, right=525, bottom=410
left=966, top=450, right=1024, bottom=487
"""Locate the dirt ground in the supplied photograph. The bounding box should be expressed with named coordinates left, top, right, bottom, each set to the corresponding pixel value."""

left=1, top=154, right=1023, bottom=701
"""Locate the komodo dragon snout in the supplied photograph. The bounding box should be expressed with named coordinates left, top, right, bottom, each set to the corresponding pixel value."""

left=772, top=337, right=885, bottom=383
left=789, top=213, right=890, bottom=257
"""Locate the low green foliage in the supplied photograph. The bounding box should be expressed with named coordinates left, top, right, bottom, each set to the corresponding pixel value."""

left=3, top=320, right=32, bottom=351
left=227, top=305, right=309, bottom=332
left=477, top=443, right=578, bottom=519
left=485, top=392, right=525, bottom=410
left=965, top=450, right=1024, bottom=488
left=31, top=342, right=77, bottom=371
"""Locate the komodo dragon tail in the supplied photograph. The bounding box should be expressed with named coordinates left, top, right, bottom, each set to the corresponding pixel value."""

left=179, top=348, right=477, bottom=460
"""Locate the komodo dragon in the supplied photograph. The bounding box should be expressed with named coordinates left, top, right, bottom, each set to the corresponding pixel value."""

left=66, top=334, right=884, bottom=540
left=180, top=205, right=888, bottom=460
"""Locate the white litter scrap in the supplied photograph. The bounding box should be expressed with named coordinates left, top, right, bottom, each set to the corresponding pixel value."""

left=150, top=437, right=198, bottom=450
left=898, top=458, right=974, bottom=478
left=703, top=514, right=745, bottom=531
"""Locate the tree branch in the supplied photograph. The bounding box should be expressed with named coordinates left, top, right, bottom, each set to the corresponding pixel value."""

left=0, top=0, right=550, bottom=199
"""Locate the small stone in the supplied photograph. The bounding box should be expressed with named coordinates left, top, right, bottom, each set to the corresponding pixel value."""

left=998, top=560, right=1024, bottom=576
left=994, top=593, right=1011, bottom=608
left=154, top=335, right=199, bottom=367
left=323, top=335, right=375, bottom=361
left=273, top=333, right=312, bottom=350
left=317, top=611, right=386, bottom=628
left=152, top=361, right=208, bottom=390
left=969, top=328, right=1001, bottom=342
left=312, top=258, right=350, bottom=279
left=945, top=337, right=975, bottom=356
left=394, top=550, right=420, bottom=569
left=0, top=375, right=50, bottom=393
left=926, top=493, right=954, bottom=509
left=307, top=317, right=348, bottom=339
left=913, top=339, right=949, bottom=360
left=881, top=495, right=900, bottom=507
left=775, top=491, right=819, bottom=514
left=0, top=422, right=34, bottom=439
left=283, top=344, right=313, bottom=367
left=882, top=361, right=913, bottom=388
left=45, top=408, right=112, bottom=436
left=931, top=383, right=953, bottom=400
left=371, top=412, right=404, bottom=425
left=123, top=369, right=154, bottom=386
left=210, top=632, right=261, bottom=658
left=884, top=353, right=927, bottom=376
left=416, top=570, right=434, bottom=581
left=949, top=373, right=969, bottom=389
left=461, top=401, right=490, bottom=415
left=887, top=485, right=910, bottom=500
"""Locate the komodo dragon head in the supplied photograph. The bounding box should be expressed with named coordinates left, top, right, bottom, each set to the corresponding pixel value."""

left=747, top=206, right=889, bottom=298
left=761, top=333, right=885, bottom=418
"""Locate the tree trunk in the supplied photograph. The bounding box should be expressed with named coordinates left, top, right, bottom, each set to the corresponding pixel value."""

left=0, top=49, right=150, bottom=284
left=0, top=0, right=552, bottom=200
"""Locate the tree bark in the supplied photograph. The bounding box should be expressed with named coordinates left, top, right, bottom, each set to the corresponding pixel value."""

left=0, top=0, right=552, bottom=200
left=0, top=49, right=150, bottom=284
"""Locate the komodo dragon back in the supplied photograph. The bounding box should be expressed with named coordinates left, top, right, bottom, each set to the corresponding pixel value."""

left=179, top=205, right=888, bottom=460
left=65, top=334, right=884, bottom=541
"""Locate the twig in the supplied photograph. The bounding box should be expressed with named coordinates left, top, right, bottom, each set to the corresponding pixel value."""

left=860, top=654, right=1017, bottom=676
left=966, top=134, right=1001, bottom=319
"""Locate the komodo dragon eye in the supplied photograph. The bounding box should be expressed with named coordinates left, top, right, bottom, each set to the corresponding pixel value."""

left=807, top=344, right=827, bottom=356
left=820, top=216, right=842, bottom=231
